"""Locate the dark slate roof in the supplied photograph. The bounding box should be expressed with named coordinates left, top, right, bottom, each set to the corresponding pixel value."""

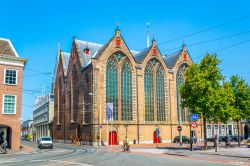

left=76, top=39, right=139, bottom=68
left=133, top=46, right=152, bottom=63
left=163, top=50, right=182, bottom=68
left=61, top=51, right=70, bottom=73
left=53, top=51, right=70, bottom=82
left=75, top=40, right=103, bottom=68
left=0, top=38, right=19, bottom=57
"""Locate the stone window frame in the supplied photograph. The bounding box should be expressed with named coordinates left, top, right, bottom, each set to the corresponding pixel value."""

left=106, top=56, right=119, bottom=121
left=121, top=59, right=133, bottom=121
left=144, top=58, right=166, bottom=122
left=156, top=66, right=166, bottom=121
left=2, top=94, right=17, bottom=114
left=176, top=63, right=189, bottom=122
left=4, top=69, right=18, bottom=85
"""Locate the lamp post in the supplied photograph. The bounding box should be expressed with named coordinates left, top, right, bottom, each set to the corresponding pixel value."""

left=178, top=100, right=183, bottom=146
left=89, top=93, right=101, bottom=147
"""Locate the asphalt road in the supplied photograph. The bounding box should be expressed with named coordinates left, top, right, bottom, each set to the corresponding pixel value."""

left=0, top=141, right=244, bottom=166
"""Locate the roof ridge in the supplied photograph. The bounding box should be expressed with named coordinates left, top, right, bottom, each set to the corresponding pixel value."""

left=76, top=40, right=103, bottom=47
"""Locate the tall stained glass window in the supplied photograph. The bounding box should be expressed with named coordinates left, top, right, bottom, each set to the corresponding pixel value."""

left=106, top=57, right=118, bottom=121
left=121, top=60, right=132, bottom=121
left=176, top=63, right=188, bottom=122
left=144, top=64, right=154, bottom=121
left=156, top=66, right=165, bottom=121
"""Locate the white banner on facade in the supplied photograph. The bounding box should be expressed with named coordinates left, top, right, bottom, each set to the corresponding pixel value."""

left=106, top=103, right=113, bottom=122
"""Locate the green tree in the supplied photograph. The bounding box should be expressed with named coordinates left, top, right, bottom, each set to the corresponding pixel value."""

left=180, top=53, right=232, bottom=150
left=229, top=75, right=250, bottom=146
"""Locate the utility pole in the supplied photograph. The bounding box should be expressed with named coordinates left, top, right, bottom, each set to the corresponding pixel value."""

left=99, top=96, right=102, bottom=147
left=179, top=100, right=183, bottom=146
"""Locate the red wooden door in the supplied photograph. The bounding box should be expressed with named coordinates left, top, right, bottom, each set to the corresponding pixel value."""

left=109, top=131, right=117, bottom=145
left=153, top=131, right=160, bottom=143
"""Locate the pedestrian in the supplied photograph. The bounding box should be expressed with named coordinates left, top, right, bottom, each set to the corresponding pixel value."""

left=75, top=136, right=79, bottom=146
left=0, top=132, right=4, bottom=145
left=70, top=135, right=73, bottom=144
left=79, top=136, right=82, bottom=146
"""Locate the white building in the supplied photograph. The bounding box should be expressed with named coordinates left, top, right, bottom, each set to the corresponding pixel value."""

left=33, top=94, right=54, bottom=141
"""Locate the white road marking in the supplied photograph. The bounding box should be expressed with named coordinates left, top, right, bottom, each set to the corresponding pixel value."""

left=0, top=159, right=94, bottom=166
left=50, top=160, right=94, bottom=166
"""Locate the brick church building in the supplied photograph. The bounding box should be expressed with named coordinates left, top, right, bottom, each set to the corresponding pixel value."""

left=53, top=29, right=201, bottom=145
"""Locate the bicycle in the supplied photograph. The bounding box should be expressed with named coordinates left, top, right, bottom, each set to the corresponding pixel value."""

left=0, top=142, right=9, bottom=154
left=122, top=143, right=130, bottom=152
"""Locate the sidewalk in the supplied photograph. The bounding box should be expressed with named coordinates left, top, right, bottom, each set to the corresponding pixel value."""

left=103, top=142, right=250, bottom=158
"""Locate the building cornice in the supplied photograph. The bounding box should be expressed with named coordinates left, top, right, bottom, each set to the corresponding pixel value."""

left=0, top=55, right=27, bottom=67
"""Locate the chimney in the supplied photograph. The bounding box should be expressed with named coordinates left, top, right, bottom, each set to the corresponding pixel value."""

left=84, top=43, right=90, bottom=55
left=84, top=48, right=90, bottom=55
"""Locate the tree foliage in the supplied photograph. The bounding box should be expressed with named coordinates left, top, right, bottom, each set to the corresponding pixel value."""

left=180, top=53, right=235, bottom=149
left=229, top=75, right=250, bottom=146
left=230, top=75, right=250, bottom=121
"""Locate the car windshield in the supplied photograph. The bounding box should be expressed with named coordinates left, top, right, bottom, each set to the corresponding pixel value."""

left=42, top=137, right=51, bottom=141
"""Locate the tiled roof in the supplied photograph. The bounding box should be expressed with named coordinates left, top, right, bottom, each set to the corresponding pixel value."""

left=133, top=46, right=152, bottom=63
left=163, top=50, right=182, bottom=68
left=75, top=40, right=103, bottom=68
left=0, top=38, right=19, bottom=57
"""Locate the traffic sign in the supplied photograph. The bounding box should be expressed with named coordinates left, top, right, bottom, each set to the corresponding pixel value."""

left=191, top=114, right=198, bottom=121
left=177, top=125, right=182, bottom=131
left=190, top=121, right=198, bottom=128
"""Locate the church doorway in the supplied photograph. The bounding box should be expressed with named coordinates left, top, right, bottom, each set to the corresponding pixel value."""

left=109, top=131, right=117, bottom=145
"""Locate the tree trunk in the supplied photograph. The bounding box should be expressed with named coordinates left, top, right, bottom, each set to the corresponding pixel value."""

left=237, top=120, right=240, bottom=147
left=203, top=118, right=207, bottom=150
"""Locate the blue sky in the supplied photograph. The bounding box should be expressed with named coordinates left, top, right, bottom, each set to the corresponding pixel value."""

left=1, top=0, right=250, bottom=121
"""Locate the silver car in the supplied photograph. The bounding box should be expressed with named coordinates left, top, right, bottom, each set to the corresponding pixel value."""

left=38, top=136, right=53, bottom=149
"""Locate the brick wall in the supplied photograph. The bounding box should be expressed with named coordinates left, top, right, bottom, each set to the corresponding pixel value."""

left=0, top=64, right=24, bottom=151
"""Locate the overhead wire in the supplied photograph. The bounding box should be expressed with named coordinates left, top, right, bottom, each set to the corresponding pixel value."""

left=161, top=30, right=250, bottom=53
left=158, top=14, right=250, bottom=46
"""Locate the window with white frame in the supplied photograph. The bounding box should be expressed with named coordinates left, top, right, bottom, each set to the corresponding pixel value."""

left=228, top=125, right=233, bottom=136
left=214, top=124, right=219, bottom=136
left=2, top=95, right=16, bottom=114
left=221, top=125, right=226, bottom=136
left=4, top=69, right=17, bottom=85
left=207, top=125, right=212, bottom=138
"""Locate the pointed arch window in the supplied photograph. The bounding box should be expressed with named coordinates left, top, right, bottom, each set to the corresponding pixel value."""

left=106, top=57, right=118, bottom=121
left=144, top=64, right=154, bottom=121
left=176, top=63, right=188, bottom=122
left=121, top=60, right=132, bottom=121
left=156, top=66, right=165, bottom=121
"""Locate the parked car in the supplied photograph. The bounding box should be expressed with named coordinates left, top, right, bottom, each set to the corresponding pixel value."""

left=247, top=137, right=250, bottom=148
left=173, top=136, right=190, bottom=143
left=37, top=136, right=53, bottom=149
left=206, top=137, right=223, bottom=142
left=206, top=137, right=215, bottom=142
left=231, top=135, right=244, bottom=142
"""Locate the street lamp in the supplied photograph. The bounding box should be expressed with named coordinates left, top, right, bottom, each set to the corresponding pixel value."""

left=89, top=93, right=102, bottom=147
